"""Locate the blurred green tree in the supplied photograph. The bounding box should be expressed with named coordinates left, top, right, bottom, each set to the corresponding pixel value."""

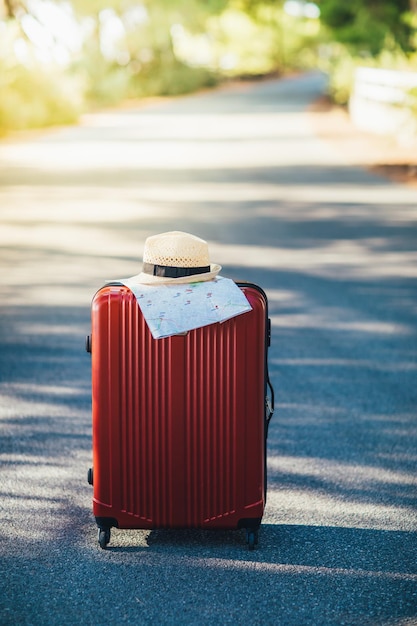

left=316, top=0, right=415, bottom=55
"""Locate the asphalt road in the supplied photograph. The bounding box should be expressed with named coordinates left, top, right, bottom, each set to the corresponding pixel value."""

left=0, top=72, right=416, bottom=625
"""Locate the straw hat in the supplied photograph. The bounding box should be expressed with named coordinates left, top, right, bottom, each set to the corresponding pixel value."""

left=132, top=231, right=222, bottom=285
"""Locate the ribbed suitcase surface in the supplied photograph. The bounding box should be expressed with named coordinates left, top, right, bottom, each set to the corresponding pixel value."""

left=89, top=283, right=269, bottom=541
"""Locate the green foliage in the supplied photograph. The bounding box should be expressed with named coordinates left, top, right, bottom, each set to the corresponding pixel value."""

left=321, top=45, right=358, bottom=105
left=317, top=0, right=417, bottom=106
left=129, top=58, right=218, bottom=98
left=0, top=18, right=82, bottom=134
left=207, top=7, right=282, bottom=75
left=74, top=4, right=219, bottom=105
left=75, top=47, right=131, bottom=107
left=408, top=86, right=417, bottom=111
left=71, top=0, right=323, bottom=107
left=317, top=0, right=414, bottom=56
left=205, top=3, right=322, bottom=76
left=7, top=0, right=416, bottom=135
left=0, top=60, right=82, bottom=135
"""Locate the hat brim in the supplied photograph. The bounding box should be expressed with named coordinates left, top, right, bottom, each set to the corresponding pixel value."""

left=130, top=263, right=222, bottom=285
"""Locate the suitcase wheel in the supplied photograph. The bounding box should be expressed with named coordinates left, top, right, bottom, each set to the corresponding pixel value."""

left=98, top=528, right=111, bottom=549
left=246, top=529, right=259, bottom=551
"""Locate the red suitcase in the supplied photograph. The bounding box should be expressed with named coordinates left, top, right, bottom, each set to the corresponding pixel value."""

left=87, top=281, right=274, bottom=549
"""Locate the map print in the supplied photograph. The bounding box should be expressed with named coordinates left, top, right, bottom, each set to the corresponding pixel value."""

left=115, top=276, right=252, bottom=339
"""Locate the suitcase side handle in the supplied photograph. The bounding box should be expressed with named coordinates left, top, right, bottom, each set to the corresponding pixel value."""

left=265, top=372, right=275, bottom=435
left=265, top=317, right=274, bottom=435
left=237, top=285, right=275, bottom=436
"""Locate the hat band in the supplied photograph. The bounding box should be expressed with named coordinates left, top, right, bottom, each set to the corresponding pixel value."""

left=143, top=262, right=211, bottom=279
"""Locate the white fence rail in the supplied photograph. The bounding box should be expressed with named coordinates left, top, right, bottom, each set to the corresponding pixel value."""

left=349, top=67, right=417, bottom=145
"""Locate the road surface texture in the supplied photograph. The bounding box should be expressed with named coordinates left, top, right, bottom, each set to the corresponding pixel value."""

left=0, top=72, right=416, bottom=625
